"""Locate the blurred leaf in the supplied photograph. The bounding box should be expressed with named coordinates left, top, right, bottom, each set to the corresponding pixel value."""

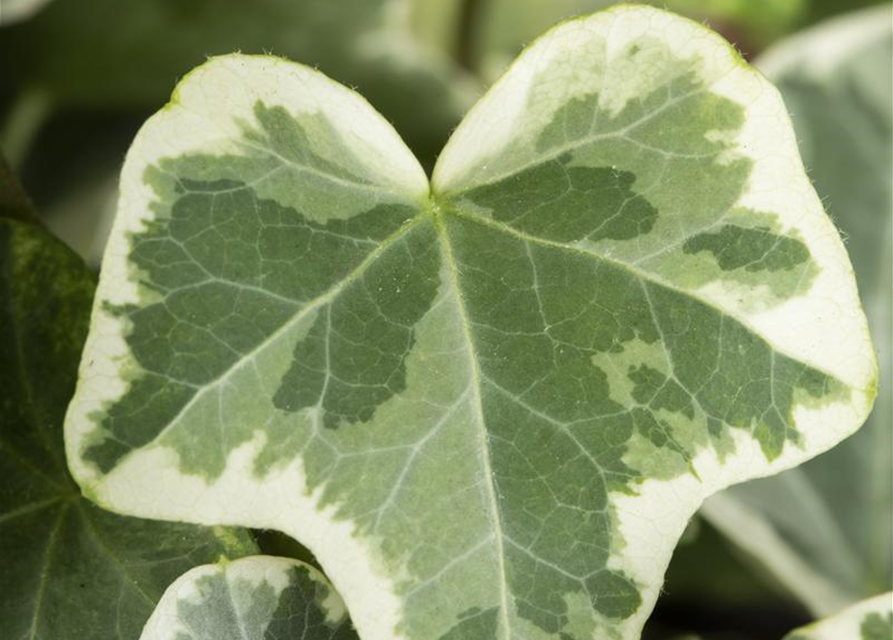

left=802, top=0, right=889, bottom=25
left=781, top=593, right=892, bottom=640
left=0, top=154, right=259, bottom=639
left=666, top=0, right=805, bottom=40
left=410, top=0, right=807, bottom=81
left=702, top=4, right=893, bottom=616
left=0, top=0, right=53, bottom=25
left=663, top=520, right=799, bottom=607
left=41, top=167, right=117, bottom=266
left=0, top=0, right=478, bottom=164
left=644, top=518, right=809, bottom=639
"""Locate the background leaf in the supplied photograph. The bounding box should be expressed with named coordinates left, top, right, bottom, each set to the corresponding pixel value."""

left=140, top=556, right=358, bottom=640
left=780, top=592, right=892, bottom=640
left=410, top=0, right=812, bottom=83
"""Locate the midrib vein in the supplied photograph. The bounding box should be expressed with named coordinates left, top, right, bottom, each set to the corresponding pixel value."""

left=434, top=212, right=513, bottom=640
left=76, top=502, right=157, bottom=606
left=26, top=502, right=69, bottom=640
left=118, top=213, right=429, bottom=463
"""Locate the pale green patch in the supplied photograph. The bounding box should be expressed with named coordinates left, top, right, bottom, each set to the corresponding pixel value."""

left=703, top=5, right=892, bottom=616
left=65, top=6, right=875, bottom=640
left=780, top=593, right=893, bottom=640
left=140, top=556, right=357, bottom=640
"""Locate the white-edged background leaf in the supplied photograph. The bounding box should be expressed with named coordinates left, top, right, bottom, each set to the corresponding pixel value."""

left=140, top=556, right=357, bottom=640
left=781, top=593, right=892, bottom=640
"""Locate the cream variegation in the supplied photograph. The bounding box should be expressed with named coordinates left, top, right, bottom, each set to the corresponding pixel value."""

left=64, top=6, right=876, bottom=640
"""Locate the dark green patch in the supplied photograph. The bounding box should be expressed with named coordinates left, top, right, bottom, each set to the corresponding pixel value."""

left=586, top=570, right=642, bottom=618
left=463, top=153, right=657, bottom=243
left=262, top=565, right=358, bottom=640
left=273, top=222, right=440, bottom=428
left=860, top=611, right=893, bottom=640
left=683, top=224, right=811, bottom=273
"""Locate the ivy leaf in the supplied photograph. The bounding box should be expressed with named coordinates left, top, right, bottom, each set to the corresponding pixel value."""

left=702, top=5, right=892, bottom=615
left=0, top=153, right=258, bottom=640
left=140, top=556, right=358, bottom=640
left=64, top=7, right=875, bottom=640
left=781, top=593, right=893, bottom=640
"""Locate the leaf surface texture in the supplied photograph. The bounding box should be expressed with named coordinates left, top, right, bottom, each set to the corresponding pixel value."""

left=64, top=8, right=876, bottom=640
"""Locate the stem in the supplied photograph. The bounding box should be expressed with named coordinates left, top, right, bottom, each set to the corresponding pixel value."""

left=455, top=0, right=487, bottom=72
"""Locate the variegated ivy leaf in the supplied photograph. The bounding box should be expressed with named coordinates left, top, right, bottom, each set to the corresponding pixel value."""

left=140, top=556, right=357, bottom=640
left=64, top=6, right=876, bottom=640
left=781, top=593, right=893, bottom=640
